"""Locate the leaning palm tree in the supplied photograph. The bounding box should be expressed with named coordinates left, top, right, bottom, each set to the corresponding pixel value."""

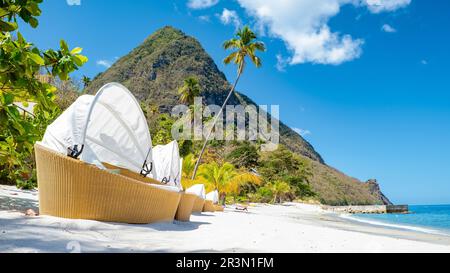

left=179, top=76, right=201, bottom=105
left=191, top=26, right=266, bottom=180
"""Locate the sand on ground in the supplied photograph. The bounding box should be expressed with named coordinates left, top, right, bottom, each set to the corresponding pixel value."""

left=1, top=185, right=450, bottom=253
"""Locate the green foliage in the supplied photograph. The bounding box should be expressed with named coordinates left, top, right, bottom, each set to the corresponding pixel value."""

left=178, top=76, right=200, bottom=105
left=248, top=180, right=292, bottom=204
left=254, top=186, right=274, bottom=203
left=285, top=176, right=316, bottom=198
left=181, top=154, right=196, bottom=179
left=223, top=26, right=266, bottom=74
left=179, top=140, right=193, bottom=157
left=82, top=75, right=91, bottom=89
left=152, top=113, right=175, bottom=146
left=142, top=103, right=160, bottom=136
left=198, top=162, right=238, bottom=193
left=197, top=161, right=261, bottom=202
left=0, top=0, right=87, bottom=187
left=259, top=145, right=301, bottom=180
left=0, top=0, right=42, bottom=32
left=225, top=141, right=259, bottom=169
left=268, top=180, right=292, bottom=203
left=258, top=145, right=315, bottom=201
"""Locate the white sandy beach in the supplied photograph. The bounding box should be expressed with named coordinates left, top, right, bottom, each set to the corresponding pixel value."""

left=1, top=185, right=450, bottom=253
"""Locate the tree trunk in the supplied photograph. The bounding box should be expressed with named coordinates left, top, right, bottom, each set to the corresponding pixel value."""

left=191, top=71, right=243, bottom=180
left=220, top=193, right=227, bottom=206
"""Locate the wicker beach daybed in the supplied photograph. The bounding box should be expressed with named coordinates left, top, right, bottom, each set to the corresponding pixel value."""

left=152, top=141, right=196, bottom=222
left=36, top=83, right=182, bottom=224
left=187, top=184, right=206, bottom=213
left=206, top=190, right=222, bottom=212
left=203, top=200, right=216, bottom=212
left=35, top=144, right=181, bottom=224
left=175, top=192, right=198, bottom=221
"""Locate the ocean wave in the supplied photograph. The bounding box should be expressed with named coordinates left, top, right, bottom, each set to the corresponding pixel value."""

left=340, top=214, right=450, bottom=236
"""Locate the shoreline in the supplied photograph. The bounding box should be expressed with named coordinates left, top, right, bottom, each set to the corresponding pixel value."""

left=339, top=213, right=450, bottom=237
left=322, top=212, right=450, bottom=247
left=1, top=185, right=450, bottom=253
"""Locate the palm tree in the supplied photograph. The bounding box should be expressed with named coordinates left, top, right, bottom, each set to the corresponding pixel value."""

left=191, top=26, right=266, bottom=180
left=269, top=180, right=292, bottom=204
left=181, top=154, right=196, bottom=179
left=178, top=76, right=201, bottom=105
left=82, top=75, right=91, bottom=89
left=198, top=162, right=261, bottom=204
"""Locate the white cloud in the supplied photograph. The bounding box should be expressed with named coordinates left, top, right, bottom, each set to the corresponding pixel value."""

left=97, top=60, right=112, bottom=68
left=187, top=0, right=219, bottom=10
left=67, top=0, right=81, bottom=5
left=421, top=59, right=428, bottom=65
left=276, top=54, right=288, bottom=72
left=236, top=0, right=411, bottom=66
left=381, top=24, right=397, bottom=33
left=219, top=9, right=241, bottom=29
left=198, top=15, right=211, bottom=22
left=359, top=0, right=411, bottom=13
left=293, top=128, right=311, bottom=137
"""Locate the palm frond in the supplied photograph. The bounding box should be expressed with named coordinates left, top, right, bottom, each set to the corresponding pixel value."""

left=197, top=161, right=262, bottom=195
left=251, top=41, right=266, bottom=52
left=223, top=26, right=264, bottom=74
left=223, top=38, right=239, bottom=50
left=249, top=55, right=262, bottom=68
left=178, top=77, right=201, bottom=104
left=182, top=154, right=196, bottom=178
left=223, top=51, right=238, bottom=65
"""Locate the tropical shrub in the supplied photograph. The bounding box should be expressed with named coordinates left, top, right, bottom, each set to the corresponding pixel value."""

left=152, top=113, right=175, bottom=146
left=262, top=180, right=292, bottom=204
left=0, top=0, right=88, bottom=188
left=285, top=176, right=316, bottom=198
left=197, top=161, right=261, bottom=204
left=225, top=141, right=259, bottom=169
left=253, top=186, right=274, bottom=203
left=258, top=145, right=316, bottom=201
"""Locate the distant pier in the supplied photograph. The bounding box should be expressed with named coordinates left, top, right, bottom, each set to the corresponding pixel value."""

left=323, top=205, right=409, bottom=214
left=386, top=205, right=409, bottom=214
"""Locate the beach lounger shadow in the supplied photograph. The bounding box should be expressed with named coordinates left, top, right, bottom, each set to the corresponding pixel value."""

left=190, top=212, right=216, bottom=217
left=0, top=196, right=39, bottom=213
left=147, top=221, right=211, bottom=232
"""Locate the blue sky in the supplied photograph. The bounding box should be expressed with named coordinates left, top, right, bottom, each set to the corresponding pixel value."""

left=20, top=0, right=450, bottom=205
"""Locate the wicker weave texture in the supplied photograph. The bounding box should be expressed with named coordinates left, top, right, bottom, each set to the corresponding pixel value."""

left=203, top=200, right=216, bottom=212
left=175, top=193, right=197, bottom=222
left=35, top=144, right=181, bottom=224
left=192, top=197, right=205, bottom=213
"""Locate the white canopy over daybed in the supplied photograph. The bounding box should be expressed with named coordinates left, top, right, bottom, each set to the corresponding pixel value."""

left=152, top=141, right=183, bottom=190
left=40, top=83, right=184, bottom=189
left=186, top=184, right=206, bottom=199
left=206, top=190, right=219, bottom=204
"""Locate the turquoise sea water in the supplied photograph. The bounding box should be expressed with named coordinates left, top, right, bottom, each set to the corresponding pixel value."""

left=350, top=205, right=450, bottom=235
